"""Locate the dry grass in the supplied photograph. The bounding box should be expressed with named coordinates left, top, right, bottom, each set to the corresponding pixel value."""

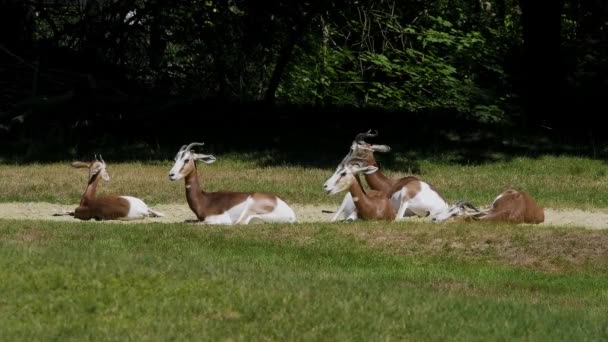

left=1, top=155, right=607, bottom=209
left=0, top=160, right=333, bottom=205
left=171, top=219, right=608, bottom=273
left=332, top=221, right=608, bottom=273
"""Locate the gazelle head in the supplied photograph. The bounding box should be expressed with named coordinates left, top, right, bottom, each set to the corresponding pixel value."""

left=433, top=200, right=481, bottom=222
left=168, top=142, right=216, bottom=181
left=336, top=130, right=391, bottom=170
left=351, top=129, right=391, bottom=154
left=323, top=158, right=378, bottom=195
left=71, top=155, right=110, bottom=182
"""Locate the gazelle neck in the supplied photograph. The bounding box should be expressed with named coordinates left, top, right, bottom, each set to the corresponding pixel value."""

left=364, top=169, right=393, bottom=193
left=184, top=165, right=207, bottom=216
left=81, top=173, right=100, bottom=206
left=348, top=175, right=372, bottom=211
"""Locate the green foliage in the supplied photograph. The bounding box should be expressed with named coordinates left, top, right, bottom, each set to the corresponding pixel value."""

left=279, top=3, right=514, bottom=122
left=6, top=0, right=605, bottom=127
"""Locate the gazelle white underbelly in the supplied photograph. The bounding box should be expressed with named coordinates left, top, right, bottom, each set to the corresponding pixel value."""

left=204, top=212, right=234, bottom=224
left=403, top=183, right=449, bottom=217
left=120, top=196, right=149, bottom=219
left=272, top=198, right=297, bottom=222
left=225, top=201, right=248, bottom=223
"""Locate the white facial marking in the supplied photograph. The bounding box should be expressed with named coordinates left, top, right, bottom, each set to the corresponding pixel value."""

left=323, top=165, right=353, bottom=195
left=169, top=150, right=191, bottom=181
left=169, top=147, right=216, bottom=181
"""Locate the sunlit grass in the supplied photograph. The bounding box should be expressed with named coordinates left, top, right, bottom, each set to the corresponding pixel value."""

left=0, top=219, right=607, bottom=340
left=0, top=155, right=607, bottom=209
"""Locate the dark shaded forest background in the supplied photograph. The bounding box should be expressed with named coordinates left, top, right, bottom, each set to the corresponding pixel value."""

left=0, top=0, right=606, bottom=163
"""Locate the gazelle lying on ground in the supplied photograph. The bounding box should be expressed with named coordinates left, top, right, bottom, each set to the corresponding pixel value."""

left=448, top=189, right=545, bottom=224
left=168, top=142, right=296, bottom=224
left=330, top=130, right=463, bottom=222
left=324, top=152, right=480, bottom=222
left=323, top=157, right=395, bottom=221
left=59, top=155, right=164, bottom=220
left=328, top=130, right=416, bottom=221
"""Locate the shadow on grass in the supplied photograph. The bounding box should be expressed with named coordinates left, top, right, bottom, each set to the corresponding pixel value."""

left=2, top=104, right=606, bottom=167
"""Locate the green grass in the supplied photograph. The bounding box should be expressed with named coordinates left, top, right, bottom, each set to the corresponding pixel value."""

left=0, top=219, right=607, bottom=340
left=1, top=155, right=607, bottom=209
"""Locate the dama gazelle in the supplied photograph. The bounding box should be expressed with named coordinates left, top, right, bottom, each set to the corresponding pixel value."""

left=326, top=160, right=480, bottom=222
left=331, top=130, right=455, bottom=221
left=168, top=142, right=297, bottom=224
left=323, top=157, right=395, bottom=221
left=64, top=155, right=164, bottom=220
left=328, top=130, right=413, bottom=221
left=460, top=189, right=545, bottom=224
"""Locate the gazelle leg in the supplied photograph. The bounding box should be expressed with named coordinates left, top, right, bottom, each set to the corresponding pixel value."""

left=53, top=210, right=75, bottom=217
left=394, top=187, right=412, bottom=220
left=235, top=197, right=256, bottom=224
left=331, top=193, right=351, bottom=222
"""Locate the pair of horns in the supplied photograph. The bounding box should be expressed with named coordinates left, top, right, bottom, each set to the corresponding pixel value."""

left=454, top=200, right=480, bottom=212
left=354, top=129, right=378, bottom=143
left=344, top=156, right=370, bottom=167
left=94, top=154, right=105, bottom=163
left=179, top=142, right=205, bottom=152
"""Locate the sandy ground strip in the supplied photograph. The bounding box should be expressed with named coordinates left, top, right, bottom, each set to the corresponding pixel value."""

left=0, top=202, right=606, bottom=229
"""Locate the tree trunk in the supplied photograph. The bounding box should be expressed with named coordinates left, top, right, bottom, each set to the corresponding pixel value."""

left=0, top=0, right=33, bottom=55
left=495, top=0, right=506, bottom=26
left=518, top=0, right=564, bottom=127
left=264, top=11, right=316, bottom=105
left=149, top=2, right=166, bottom=70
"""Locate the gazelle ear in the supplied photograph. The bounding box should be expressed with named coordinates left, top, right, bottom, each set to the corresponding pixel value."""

left=362, top=165, right=378, bottom=174
left=71, top=161, right=91, bottom=168
left=370, top=144, right=391, bottom=153
left=192, top=153, right=216, bottom=164
left=349, top=163, right=378, bottom=175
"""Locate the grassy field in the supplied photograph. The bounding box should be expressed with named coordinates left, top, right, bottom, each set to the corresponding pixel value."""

left=2, top=154, right=607, bottom=339
left=1, top=154, right=607, bottom=209
left=0, top=219, right=607, bottom=340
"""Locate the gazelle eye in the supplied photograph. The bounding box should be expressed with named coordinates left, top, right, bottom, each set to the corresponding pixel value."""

left=340, top=172, right=347, bottom=176
left=184, top=159, right=190, bottom=163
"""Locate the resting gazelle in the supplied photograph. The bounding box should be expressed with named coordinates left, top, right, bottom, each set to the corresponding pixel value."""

left=62, top=155, right=164, bottom=220
left=328, top=130, right=477, bottom=223
left=441, top=189, right=545, bottom=224
left=168, top=142, right=297, bottom=224
left=323, top=157, right=395, bottom=221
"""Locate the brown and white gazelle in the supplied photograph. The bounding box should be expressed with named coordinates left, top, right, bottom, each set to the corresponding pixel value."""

left=325, top=156, right=477, bottom=222
left=329, top=130, right=476, bottom=222
left=449, top=189, right=545, bottom=224
left=168, top=142, right=296, bottom=224
left=67, top=155, right=164, bottom=220
left=323, top=157, right=395, bottom=221
left=328, top=130, right=411, bottom=221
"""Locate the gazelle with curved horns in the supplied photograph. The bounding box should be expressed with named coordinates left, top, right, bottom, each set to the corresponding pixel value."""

left=168, top=142, right=297, bottom=224
left=323, top=157, right=395, bottom=221
left=329, top=130, right=419, bottom=221
left=329, top=130, right=477, bottom=222
left=62, top=155, right=165, bottom=220
left=438, top=189, right=545, bottom=224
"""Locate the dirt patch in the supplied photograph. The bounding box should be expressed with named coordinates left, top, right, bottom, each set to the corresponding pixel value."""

left=0, top=202, right=606, bottom=229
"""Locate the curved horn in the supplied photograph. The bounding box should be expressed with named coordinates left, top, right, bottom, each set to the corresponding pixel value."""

left=345, top=156, right=369, bottom=166
left=178, top=144, right=188, bottom=152
left=184, top=142, right=205, bottom=152
left=455, top=200, right=480, bottom=212
left=99, top=154, right=105, bottom=164
left=354, top=129, right=378, bottom=143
